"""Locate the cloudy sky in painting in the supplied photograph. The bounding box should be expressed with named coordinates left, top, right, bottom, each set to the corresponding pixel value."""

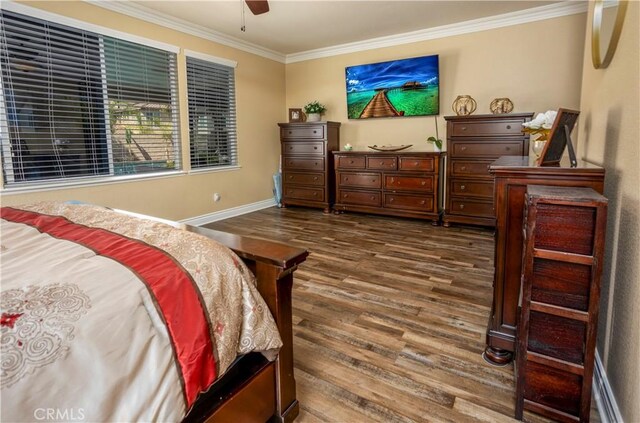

left=345, top=55, right=439, bottom=92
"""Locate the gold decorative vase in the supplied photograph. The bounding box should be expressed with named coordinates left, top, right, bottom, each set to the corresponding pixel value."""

left=490, top=98, right=514, bottom=114
left=452, top=95, right=477, bottom=116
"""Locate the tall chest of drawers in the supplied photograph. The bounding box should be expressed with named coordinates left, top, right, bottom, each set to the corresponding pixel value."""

left=278, top=121, right=341, bottom=213
left=333, top=151, right=442, bottom=224
left=443, top=113, right=532, bottom=227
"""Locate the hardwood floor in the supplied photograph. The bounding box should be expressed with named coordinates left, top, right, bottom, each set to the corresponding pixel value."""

left=204, top=207, right=601, bottom=423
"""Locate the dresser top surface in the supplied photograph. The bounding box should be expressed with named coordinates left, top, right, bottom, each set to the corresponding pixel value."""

left=444, top=113, right=534, bottom=121
left=333, top=148, right=442, bottom=155
left=490, top=155, right=605, bottom=174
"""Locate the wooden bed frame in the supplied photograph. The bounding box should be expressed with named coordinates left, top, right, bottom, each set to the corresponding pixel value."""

left=185, top=225, right=308, bottom=423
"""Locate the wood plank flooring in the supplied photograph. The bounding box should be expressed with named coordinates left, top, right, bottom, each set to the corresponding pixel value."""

left=204, top=207, right=600, bottom=423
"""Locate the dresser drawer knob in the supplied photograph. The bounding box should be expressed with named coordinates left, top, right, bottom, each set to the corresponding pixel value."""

left=461, top=146, right=467, bottom=151
left=313, top=130, right=317, bottom=134
left=315, top=162, right=318, bottom=166
left=460, top=185, right=466, bottom=190
left=459, top=204, right=465, bottom=210
left=506, top=125, right=512, bottom=129
left=288, top=131, right=292, bottom=134
left=389, top=198, right=394, bottom=202
left=313, top=192, right=317, bottom=196
left=289, top=175, right=293, bottom=179
left=461, top=166, right=467, bottom=171
left=344, top=177, right=349, bottom=181
left=461, top=126, right=467, bottom=131
left=420, top=200, right=425, bottom=205
left=379, top=161, right=384, bottom=165
left=350, top=160, right=354, bottom=164
left=344, top=194, right=349, bottom=198
left=314, top=146, right=318, bottom=150
left=372, top=179, right=377, bottom=183
left=289, top=146, right=293, bottom=150
left=371, top=196, right=375, bottom=200
left=313, top=176, right=318, bottom=181
left=505, top=147, right=511, bottom=151
left=421, top=181, right=426, bottom=186
left=414, top=161, right=419, bottom=166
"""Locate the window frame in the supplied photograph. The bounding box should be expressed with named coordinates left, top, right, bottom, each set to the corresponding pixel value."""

left=0, top=2, right=184, bottom=192
left=185, top=49, right=239, bottom=173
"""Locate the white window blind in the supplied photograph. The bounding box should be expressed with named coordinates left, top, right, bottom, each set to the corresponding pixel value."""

left=0, top=10, right=180, bottom=188
left=186, top=55, right=237, bottom=169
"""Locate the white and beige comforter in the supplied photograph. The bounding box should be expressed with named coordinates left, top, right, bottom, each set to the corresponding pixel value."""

left=0, top=202, right=282, bottom=422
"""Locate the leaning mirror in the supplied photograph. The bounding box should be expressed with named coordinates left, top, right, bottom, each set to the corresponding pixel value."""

left=592, top=0, right=628, bottom=69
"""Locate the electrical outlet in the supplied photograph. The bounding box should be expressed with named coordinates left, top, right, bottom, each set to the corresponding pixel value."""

left=213, top=193, right=221, bottom=202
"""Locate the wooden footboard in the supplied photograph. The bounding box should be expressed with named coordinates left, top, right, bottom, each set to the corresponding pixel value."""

left=187, top=226, right=308, bottom=423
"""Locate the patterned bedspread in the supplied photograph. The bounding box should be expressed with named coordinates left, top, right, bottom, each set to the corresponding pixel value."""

left=0, top=202, right=282, bottom=422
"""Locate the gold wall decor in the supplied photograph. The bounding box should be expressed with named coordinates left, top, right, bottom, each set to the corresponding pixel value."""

left=452, top=95, right=477, bottom=116
left=592, top=0, right=629, bottom=69
left=490, top=98, right=514, bottom=114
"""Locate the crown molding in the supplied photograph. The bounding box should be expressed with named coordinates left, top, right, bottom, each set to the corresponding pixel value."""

left=285, top=1, right=588, bottom=63
left=80, top=1, right=587, bottom=65
left=84, top=0, right=286, bottom=63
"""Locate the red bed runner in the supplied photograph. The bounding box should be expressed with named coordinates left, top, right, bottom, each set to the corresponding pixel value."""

left=1, top=207, right=216, bottom=408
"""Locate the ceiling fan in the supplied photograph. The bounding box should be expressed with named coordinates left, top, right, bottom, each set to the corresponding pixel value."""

left=245, top=0, right=269, bottom=15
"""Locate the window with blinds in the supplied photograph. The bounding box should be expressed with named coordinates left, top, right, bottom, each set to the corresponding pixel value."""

left=0, top=10, right=180, bottom=188
left=186, top=56, right=237, bottom=169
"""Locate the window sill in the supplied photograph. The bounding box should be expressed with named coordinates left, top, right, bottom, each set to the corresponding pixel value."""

left=187, top=165, right=241, bottom=175
left=1, top=170, right=187, bottom=195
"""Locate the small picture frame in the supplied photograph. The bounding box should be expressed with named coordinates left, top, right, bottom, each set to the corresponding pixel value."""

left=288, top=108, right=303, bottom=123
left=539, top=108, right=580, bottom=167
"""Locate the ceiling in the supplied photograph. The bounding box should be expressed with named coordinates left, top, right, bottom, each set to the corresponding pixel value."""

left=124, top=0, right=564, bottom=56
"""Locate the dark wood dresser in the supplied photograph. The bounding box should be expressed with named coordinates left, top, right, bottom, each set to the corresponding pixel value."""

left=516, top=185, right=607, bottom=422
left=484, top=156, right=605, bottom=366
left=278, top=121, right=341, bottom=213
left=443, top=113, right=533, bottom=227
left=333, top=150, right=442, bottom=223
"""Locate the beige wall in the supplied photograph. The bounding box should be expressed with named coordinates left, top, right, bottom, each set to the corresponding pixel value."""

left=0, top=1, right=285, bottom=221
left=286, top=14, right=587, bottom=154
left=578, top=1, right=639, bottom=421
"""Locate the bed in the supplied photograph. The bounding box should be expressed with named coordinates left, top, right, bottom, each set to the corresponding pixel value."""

left=0, top=201, right=308, bottom=422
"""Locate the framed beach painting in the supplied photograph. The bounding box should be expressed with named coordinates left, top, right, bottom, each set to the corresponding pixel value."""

left=345, top=55, right=439, bottom=119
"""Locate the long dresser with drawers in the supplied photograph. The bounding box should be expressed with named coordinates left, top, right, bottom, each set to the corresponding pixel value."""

left=442, top=113, right=533, bottom=227
left=278, top=121, right=341, bottom=213
left=333, top=150, right=443, bottom=224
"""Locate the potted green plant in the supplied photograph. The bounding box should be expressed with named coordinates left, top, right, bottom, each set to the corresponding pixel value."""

left=426, top=116, right=443, bottom=151
left=303, top=101, right=326, bottom=122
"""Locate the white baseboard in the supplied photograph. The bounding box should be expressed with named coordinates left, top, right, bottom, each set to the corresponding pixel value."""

left=179, top=198, right=277, bottom=227
left=593, top=350, right=624, bottom=423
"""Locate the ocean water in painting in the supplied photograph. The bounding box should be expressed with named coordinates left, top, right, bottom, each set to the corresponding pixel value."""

left=346, top=55, right=439, bottom=119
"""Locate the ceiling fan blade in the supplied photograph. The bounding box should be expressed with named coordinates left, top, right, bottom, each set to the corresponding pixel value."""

left=245, top=0, right=269, bottom=15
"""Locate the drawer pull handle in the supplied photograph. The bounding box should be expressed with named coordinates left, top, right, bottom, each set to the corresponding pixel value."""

left=313, top=192, right=317, bottom=196
left=414, top=161, right=419, bottom=166
left=379, top=161, right=384, bottom=165
left=461, top=126, right=467, bottom=131
left=350, top=160, right=354, bottom=164
left=389, top=198, right=394, bottom=202
left=461, top=146, right=467, bottom=151
left=459, top=204, right=465, bottom=210
left=372, top=179, right=377, bottom=183
left=420, top=200, right=425, bottom=205
left=314, top=146, right=318, bottom=150
left=315, top=162, right=318, bottom=166
left=313, top=130, right=317, bottom=134
left=289, top=176, right=293, bottom=179
left=506, top=125, right=512, bottom=129
left=421, top=181, right=426, bottom=186
left=461, top=166, right=467, bottom=171
left=313, top=176, right=318, bottom=181
left=460, top=185, right=466, bottom=190
left=344, top=177, right=349, bottom=181
left=371, top=196, right=375, bottom=200
left=505, top=147, right=511, bottom=151
left=344, top=194, right=349, bottom=198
